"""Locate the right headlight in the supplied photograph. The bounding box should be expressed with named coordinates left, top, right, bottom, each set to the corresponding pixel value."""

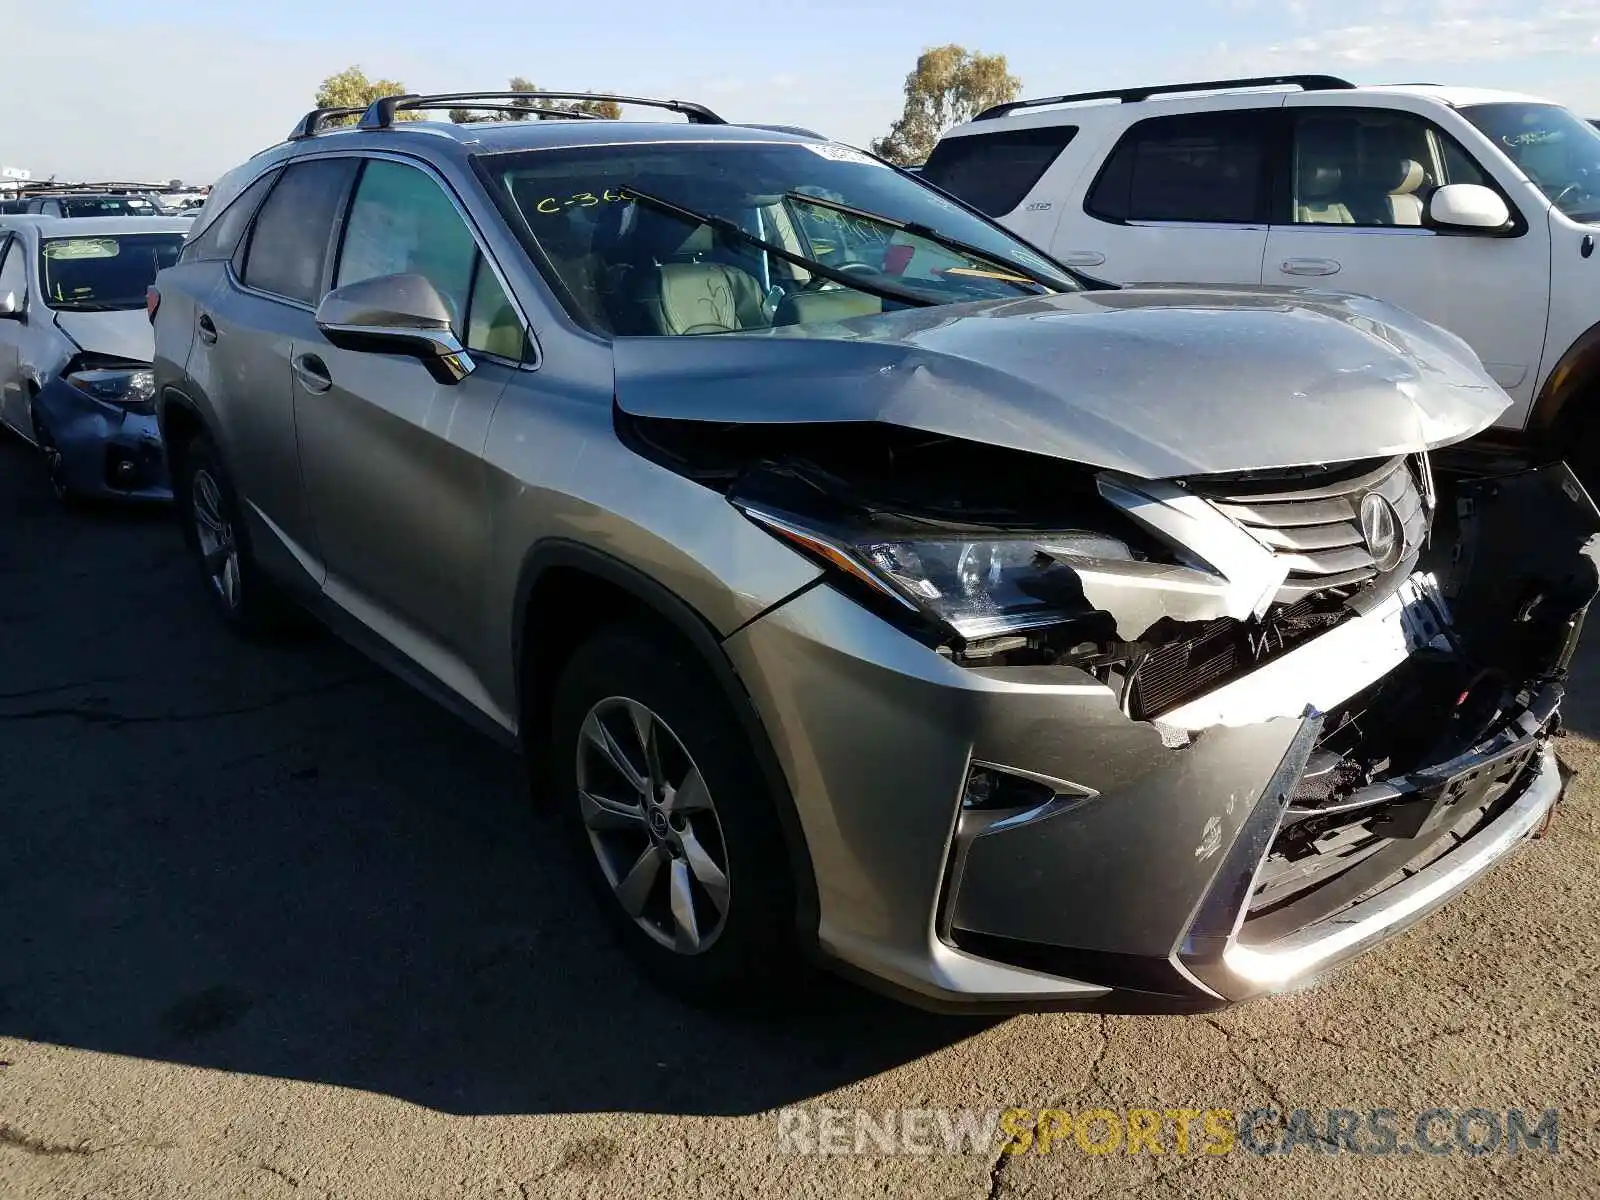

left=737, top=505, right=1134, bottom=641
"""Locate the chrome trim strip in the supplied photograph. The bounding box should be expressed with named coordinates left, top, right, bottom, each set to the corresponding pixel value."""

left=1224, top=744, right=1561, bottom=987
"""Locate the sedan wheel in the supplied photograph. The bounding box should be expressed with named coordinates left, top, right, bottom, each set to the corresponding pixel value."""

left=576, top=696, right=732, bottom=954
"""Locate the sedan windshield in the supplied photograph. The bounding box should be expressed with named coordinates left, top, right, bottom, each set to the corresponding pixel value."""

left=39, top=233, right=186, bottom=310
left=478, top=140, right=1078, bottom=335
left=1462, top=102, right=1600, bottom=222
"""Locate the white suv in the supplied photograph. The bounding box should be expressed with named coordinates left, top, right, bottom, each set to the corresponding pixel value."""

left=924, top=75, right=1600, bottom=475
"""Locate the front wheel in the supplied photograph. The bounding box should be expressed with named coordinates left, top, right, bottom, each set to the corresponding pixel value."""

left=30, top=404, right=73, bottom=505
left=551, top=626, right=807, bottom=1006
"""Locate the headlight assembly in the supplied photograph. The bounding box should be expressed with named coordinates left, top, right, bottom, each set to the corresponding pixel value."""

left=737, top=504, right=1135, bottom=641
left=65, top=367, right=156, bottom=414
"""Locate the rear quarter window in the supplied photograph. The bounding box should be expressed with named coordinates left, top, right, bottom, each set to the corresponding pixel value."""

left=181, top=168, right=281, bottom=263
left=921, top=126, right=1080, bottom=216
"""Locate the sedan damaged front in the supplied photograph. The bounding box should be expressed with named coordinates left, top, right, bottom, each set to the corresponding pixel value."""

left=613, top=288, right=1600, bottom=1009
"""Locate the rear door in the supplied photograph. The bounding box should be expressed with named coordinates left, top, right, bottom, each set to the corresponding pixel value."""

left=1262, top=99, right=1550, bottom=420
left=190, top=156, right=357, bottom=591
left=1069, top=104, right=1281, bottom=285
left=290, top=155, right=526, bottom=697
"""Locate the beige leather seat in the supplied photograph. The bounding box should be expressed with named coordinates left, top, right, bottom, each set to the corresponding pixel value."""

left=647, top=262, right=768, bottom=334
left=1297, top=163, right=1354, bottom=224
left=1386, top=159, right=1427, bottom=226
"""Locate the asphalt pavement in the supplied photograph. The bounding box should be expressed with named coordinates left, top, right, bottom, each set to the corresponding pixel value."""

left=1, top=432, right=1597, bottom=1199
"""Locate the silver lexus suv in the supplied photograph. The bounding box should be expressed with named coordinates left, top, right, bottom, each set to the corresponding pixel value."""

left=151, top=90, right=1599, bottom=1012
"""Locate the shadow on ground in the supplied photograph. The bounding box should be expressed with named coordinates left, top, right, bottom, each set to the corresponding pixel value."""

left=0, top=439, right=991, bottom=1117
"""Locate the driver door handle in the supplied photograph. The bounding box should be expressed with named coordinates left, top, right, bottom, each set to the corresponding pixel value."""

left=1280, top=257, right=1342, bottom=276
left=292, top=353, right=333, bottom=395
left=197, top=313, right=218, bottom=344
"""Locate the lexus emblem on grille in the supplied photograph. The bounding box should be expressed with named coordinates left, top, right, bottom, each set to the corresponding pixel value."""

left=1359, top=492, right=1403, bottom=573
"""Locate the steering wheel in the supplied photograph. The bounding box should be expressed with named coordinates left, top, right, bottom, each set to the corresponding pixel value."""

left=1551, top=181, right=1587, bottom=208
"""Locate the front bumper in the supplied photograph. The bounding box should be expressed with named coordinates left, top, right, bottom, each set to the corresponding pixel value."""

left=34, top=377, right=171, bottom=502
left=723, top=464, right=1597, bottom=1011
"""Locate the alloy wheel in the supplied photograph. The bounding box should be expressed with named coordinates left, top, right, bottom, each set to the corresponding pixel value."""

left=191, top=468, right=242, bottom=611
left=575, top=697, right=732, bottom=954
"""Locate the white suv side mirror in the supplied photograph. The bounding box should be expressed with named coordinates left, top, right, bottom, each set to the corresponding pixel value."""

left=1428, top=183, right=1512, bottom=232
left=0, top=291, right=21, bottom=319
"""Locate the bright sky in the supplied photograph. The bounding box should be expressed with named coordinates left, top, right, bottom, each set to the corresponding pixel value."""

left=8, top=0, right=1600, bottom=183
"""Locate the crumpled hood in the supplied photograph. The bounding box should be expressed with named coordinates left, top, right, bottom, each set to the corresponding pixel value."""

left=51, top=308, right=154, bottom=365
left=611, top=285, right=1512, bottom=478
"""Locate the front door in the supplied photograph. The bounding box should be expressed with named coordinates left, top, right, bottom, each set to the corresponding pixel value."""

left=291, top=156, right=526, bottom=696
left=1263, top=101, right=1550, bottom=423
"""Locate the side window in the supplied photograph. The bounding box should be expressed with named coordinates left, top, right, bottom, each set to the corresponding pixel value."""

left=920, top=126, right=1080, bottom=217
left=335, top=159, right=524, bottom=358
left=0, top=235, right=27, bottom=301
left=1289, top=109, right=1494, bottom=227
left=1086, top=111, right=1273, bottom=224
left=182, top=168, right=281, bottom=263
left=240, top=157, right=356, bottom=305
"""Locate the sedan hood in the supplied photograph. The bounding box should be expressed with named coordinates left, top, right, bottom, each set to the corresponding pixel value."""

left=51, top=308, right=154, bottom=365
left=611, top=286, right=1511, bottom=478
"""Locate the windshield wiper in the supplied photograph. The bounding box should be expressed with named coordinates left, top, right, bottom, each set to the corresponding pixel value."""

left=618, top=186, right=940, bottom=310
left=783, top=191, right=1068, bottom=293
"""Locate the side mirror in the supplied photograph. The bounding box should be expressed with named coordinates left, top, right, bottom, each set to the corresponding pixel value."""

left=1427, top=183, right=1512, bottom=232
left=313, top=273, right=475, bottom=384
left=0, top=291, right=23, bottom=320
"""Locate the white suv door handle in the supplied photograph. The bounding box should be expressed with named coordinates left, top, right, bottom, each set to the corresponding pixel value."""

left=1061, top=251, right=1106, bottom=267
left=1280, top=257, right=1341, bottom=276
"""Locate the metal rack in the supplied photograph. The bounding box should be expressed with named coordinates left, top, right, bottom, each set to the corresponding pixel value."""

left=974, top=75, right=1356, bottom=120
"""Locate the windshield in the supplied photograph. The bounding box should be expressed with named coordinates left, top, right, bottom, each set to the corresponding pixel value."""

left=1462, top=102, right=1600, bottom=221
left=38, top=233, right=185, bottom=309
left=478, top=140, right=1078, bottom=336
left=57, top=195, right=160, bottom=217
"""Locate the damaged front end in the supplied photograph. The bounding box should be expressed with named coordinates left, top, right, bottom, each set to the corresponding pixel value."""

left=629, top=412, right=1599, bottom=1006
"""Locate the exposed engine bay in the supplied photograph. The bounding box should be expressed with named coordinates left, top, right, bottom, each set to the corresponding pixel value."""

left=623, top=410, right=1600, bottom=937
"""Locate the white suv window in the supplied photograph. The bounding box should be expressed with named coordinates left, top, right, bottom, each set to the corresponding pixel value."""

left=1289, top=110, right=1496, bottom=228
left=1086, top=111, right=1273, bottom=225
left=920, top=126, right=1081, bottom=217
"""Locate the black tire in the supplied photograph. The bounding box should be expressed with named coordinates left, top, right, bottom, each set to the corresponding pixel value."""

left=172, top=431, right=303, bottom=637
left=29, top=400, right=77, bottom=507
left=551, top=625, right=807, bottom=1007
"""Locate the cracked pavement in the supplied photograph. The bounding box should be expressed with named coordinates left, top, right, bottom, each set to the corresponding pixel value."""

left=1, top=434, right=1598, bottom=1199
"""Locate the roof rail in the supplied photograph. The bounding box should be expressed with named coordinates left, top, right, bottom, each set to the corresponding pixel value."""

left=737, top=122, right=825, bottom=138
left=974, top=74, right=1356, bottom=120
left=442, top=103, right=606, bottom=123
left=287, top=106, right=366, bottom=141
left=357, top=91, right=727, bottom=130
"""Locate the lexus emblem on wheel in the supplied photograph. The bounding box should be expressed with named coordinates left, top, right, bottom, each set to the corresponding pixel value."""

left=1359, top=492, right=1403, bottom=573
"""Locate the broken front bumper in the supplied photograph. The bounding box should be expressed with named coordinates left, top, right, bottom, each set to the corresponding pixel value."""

left=723, top=464, right=1599, bottom=1011
left=34, top=376, right=171, bottom=502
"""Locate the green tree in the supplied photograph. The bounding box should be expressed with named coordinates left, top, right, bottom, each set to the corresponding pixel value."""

left=450, top=78, right=622, bottom=124
left=313, top=66, right=421, bottom=124
left=870, top=45, right=1021, bottom=165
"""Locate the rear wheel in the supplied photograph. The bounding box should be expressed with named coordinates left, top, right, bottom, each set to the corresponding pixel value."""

left=173, top=432, right=301, bottom=636
left=551, top=626, right=806, bottom=1006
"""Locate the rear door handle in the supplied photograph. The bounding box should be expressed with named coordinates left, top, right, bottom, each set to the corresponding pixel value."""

left=1280, top=257, right=1341, bottom=277
left=197, top=313, right=218, bottom=344
left=292, top=353, right=333, bottom=395
left=1061, top=250, right=1107, bottom=268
